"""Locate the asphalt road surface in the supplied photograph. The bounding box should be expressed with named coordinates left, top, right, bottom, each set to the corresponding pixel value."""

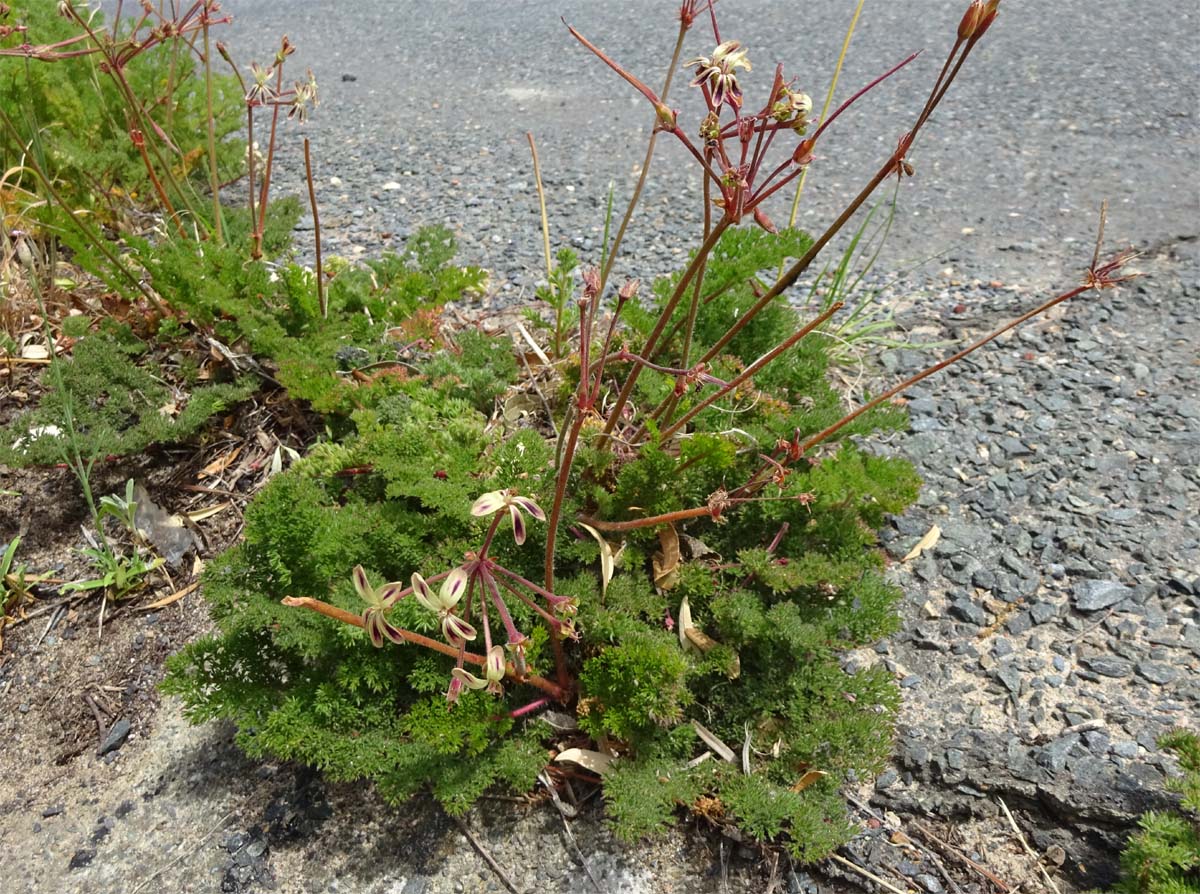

left=222, top=0, right=1198, bottom=291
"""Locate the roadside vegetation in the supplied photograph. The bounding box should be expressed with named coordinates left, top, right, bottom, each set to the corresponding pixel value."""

left=4, top=0, right=1177, bottom=875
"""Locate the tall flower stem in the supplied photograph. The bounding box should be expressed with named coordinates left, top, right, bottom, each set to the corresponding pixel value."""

left=202, top=14, right=224, bottom=243
left=601, top=217, right=731, bottom=437
left=698, top=40, right=979, bottom=366
left=303, top=137, right=326, bottom=317
left=599, top=19, right=689, bottom=291
left=654, top=301, right=843, bottom=442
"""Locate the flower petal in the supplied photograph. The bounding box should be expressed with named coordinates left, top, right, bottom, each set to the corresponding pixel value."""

left=380, top=617, right=407, bottom=645
left=376, top=581, right=406, bottom=607
left=439, top=566, right=470, bottom=610
left=442, top=614, right=478, bottom=643
left=363, top=610, right=385, bottom=648
left=511, top=496, right=545, bottom=522
left=485, top=645, right=506, bottom=682
left=411, top=572, right=438, bottom=613
left=510, top=505, right=527, bottom=546
left=352, top=565, right=374, bottom=605
left=470, top=491, right=507, bottom=517
left=451, top=667, right=489, bottom=690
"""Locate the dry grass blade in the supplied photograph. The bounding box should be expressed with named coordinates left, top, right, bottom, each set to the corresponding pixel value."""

left=998, top=798, right=1062, bottom=894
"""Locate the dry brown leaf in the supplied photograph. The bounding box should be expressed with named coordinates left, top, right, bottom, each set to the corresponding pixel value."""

left=652, top=524, right=681, bottom=590
left=199, top=445, right=242, bottom=479
left=684, top=627, right=741, bottom=679
left=554, top=747, right=617, bottom=776
left=789, top=769, right=827, bottom=793
left=902, top=524, right=941, bottom=562
left=677, top=595, right=693, bottom=649
left=578, top=522, right=618, bottom=598
left=684, top=626, right=720, bottom=652
left=20, top=343, right=49, bottom=360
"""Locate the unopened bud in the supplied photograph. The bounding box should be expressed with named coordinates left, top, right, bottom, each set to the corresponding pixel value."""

left=753, top=206, right=778, bottom=234
left=655, top=102, right=677, bottom=131
left=617, top=278, right=640, bottom=302
left=974, top=0, right=1000, bottom=40
left=792, top=138, right=814, bottom=166
left=957, top=1, right=984, bottom=40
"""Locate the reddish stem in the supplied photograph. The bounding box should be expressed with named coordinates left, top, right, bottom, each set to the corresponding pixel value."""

left=281, top=596, right=567, bottom=701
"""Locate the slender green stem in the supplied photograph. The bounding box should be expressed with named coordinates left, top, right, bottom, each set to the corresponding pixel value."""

left=302, top=137, right=326, bottom=317
left=202, top=15, right=223, bottom=243
left=785, top=0, right=866, bottom=236
left=525, top=132, right=557, bottom=355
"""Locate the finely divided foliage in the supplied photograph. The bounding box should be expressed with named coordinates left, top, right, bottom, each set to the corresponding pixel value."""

left=81, top=0, right=1131, bottom=860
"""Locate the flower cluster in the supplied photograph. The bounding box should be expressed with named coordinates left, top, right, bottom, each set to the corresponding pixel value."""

left=352, top=490, right=576, bottom=705
left=685, top=40, right=752, bottom=108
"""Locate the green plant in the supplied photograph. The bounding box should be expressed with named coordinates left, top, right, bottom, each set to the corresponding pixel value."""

left=58, top=477, right=166, bottom=601
left=2, top=535, right=46, bottom=614
left=0, top=331, right=256, bottom=467
left=61, top=541, right=163, bottom=601
left=163, top=0, right=1136, bottom=862
left=0, top=1, right=244, bottom=225
left=1107, top=730, right=1200, bottom=894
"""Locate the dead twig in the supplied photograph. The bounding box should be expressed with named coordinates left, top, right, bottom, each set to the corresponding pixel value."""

left=83, top=693, right=109, bottom=743
left=538, top=772, right=605, bottom=893
left=998, top=798, right=1062, bottom=894
left=828, top=852, right=912, bottom=894
left=36, top=602, right=66, bottom=646
left=845, top=794, right=965, bottom=894
left=449, top=812, right=524, bottom=894
left=129, top=810, right=235, bottom=894
left=911, top=820, right=1011, bottom=892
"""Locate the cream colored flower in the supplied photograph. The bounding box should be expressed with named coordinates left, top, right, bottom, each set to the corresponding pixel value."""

left=686, top=40, right=752, bottom=108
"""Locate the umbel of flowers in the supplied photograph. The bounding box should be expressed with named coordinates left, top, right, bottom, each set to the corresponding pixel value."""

left=307, top=489, right=577, bottom=706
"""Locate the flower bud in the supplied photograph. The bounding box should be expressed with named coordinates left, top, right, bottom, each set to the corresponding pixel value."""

left=582, top=266, right=601, bottom=302
left=974, top=0, right=1000, bottom=39
left=753, top=206, right=778, bottom=234
left=655, top=102, right=678, bottom=132
left=957, top=1, right=985, bottom=40
left=792, top=138, right=815, bottom=166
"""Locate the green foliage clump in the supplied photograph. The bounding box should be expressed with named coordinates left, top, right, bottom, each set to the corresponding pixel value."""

left=132, top=215, right=489, bottom=416
left=1108, top=730, right=1200, bottom=894
left=162, top=224, right=921, bottom=860
left=0, top=2, right=244, bottom=218
left=0, top=333, right=254, bottom=467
